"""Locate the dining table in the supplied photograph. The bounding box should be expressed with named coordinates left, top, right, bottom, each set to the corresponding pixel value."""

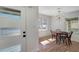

left=51, top=31, right=68, bottom=44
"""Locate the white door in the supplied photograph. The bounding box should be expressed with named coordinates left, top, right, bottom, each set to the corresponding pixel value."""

left=21, top=6, right=39, bottom=52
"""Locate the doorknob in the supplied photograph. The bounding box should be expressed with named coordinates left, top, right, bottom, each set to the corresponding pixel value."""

left=23, top=31, right=26, bottom=34
left=23, top=31, right=26, bottom=37
left=23, top=35, right=26, bottom=37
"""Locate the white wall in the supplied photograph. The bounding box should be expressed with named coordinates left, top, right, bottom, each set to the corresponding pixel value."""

left=65, top=10, right=79, bottom=18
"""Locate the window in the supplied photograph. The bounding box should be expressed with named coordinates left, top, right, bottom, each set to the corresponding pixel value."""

left=38, top=14, right=52, bottom=32
left=66, top=17, right=79, bottom=34
left=0, top=13, right=20, bottom=20
left=39, top=15, right=48, bottom=31
left=0, top=7, right=21, bottom=36
left=0, top=7, right=20, bottom=28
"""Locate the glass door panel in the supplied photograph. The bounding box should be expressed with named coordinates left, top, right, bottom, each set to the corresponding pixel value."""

left=0, top=7, right=21, bottom=52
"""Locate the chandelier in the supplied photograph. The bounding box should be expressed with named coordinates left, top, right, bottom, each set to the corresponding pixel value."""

left=56, top=8, right=64, bottom=20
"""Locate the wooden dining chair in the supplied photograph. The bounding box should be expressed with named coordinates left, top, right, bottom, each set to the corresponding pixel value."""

left=50, top=30, right=53, bottom=38
left=65, top=31, right=73, bottom=46
left=50, top=30, right=56, bottom=39
left=60, top=32, right=67, bottom=44
left=56, top=33, right=61, bottom=44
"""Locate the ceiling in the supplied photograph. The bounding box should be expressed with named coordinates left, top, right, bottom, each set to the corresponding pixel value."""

left=3, top=6, right=79, bottom=16
left=39, top=6, right=79, bottom=16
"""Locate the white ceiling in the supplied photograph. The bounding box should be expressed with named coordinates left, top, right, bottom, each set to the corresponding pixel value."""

left=39, top=6, right=79, bottom=16
left=4, top=6, right=79, bottom=16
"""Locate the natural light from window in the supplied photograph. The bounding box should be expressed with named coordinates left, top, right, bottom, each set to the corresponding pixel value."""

left=40, top=38, right=56, bottom=46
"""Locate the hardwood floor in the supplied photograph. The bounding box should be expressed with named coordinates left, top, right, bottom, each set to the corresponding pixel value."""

left=39, top=36, right=79, bottom=52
